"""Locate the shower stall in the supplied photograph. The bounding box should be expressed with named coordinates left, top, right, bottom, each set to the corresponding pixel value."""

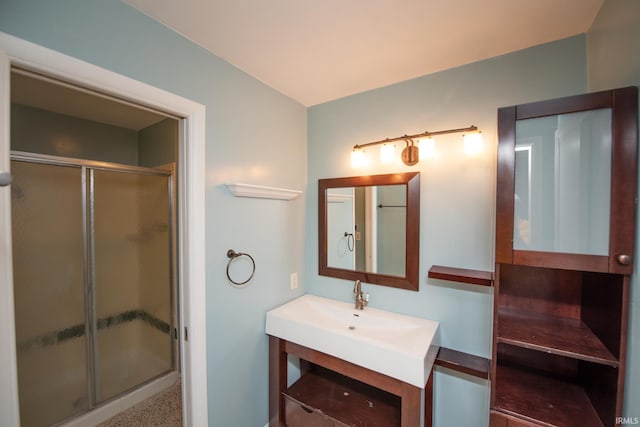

left=10, top=152, right=176, bottom=427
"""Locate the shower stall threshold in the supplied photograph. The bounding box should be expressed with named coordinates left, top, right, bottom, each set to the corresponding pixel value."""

left=61, top=371, right=180, bottom=427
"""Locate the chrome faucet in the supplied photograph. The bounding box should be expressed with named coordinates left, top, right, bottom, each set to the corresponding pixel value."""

left=353, top=280, right=368, bottom=310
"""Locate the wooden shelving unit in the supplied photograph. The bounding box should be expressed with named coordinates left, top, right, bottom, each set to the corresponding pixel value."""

left=491, top=88, right=637, bottom=427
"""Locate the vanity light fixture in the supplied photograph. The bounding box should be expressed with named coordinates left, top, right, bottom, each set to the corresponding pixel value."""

left=351, top=125, right=480, bottom=167
left=351, top=148, right=366, bottom=168
left=380, top=143, right=396, bottom=164
left=463, top=131, right=483, bottom=155
left=417, top=137, right=436, bottom=160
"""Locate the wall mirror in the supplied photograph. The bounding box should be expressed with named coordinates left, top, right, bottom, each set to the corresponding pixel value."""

left=319, top=172, right=420, bottom=291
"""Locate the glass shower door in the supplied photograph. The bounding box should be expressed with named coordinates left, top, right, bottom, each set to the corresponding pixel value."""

left=91, top=168, right=173, bottom=403
left=11, top=160, right=89, bottom=427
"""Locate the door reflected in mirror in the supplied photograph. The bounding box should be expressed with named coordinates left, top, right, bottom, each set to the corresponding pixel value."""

left=514, top=108, right=612, bottom=255
left=327, top=184, right=406, bottom=276
left=319, top=172, right=420, bottom=291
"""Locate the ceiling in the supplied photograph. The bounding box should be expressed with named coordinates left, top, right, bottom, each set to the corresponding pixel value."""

left=123, top=0, right=603, bottom=107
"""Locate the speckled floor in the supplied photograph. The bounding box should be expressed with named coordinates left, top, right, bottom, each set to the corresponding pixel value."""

left=98, top=380, right=182, bottom=427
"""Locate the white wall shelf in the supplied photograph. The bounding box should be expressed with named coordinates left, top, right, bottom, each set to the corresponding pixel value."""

left=226, top=183, right=302, bottom=201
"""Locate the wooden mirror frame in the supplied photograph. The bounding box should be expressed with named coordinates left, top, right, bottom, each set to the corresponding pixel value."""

left=319, top=172, right=420, bottom=291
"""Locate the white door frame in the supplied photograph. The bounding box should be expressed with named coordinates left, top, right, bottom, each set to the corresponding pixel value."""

left=0, top=32, right=208, bottom=426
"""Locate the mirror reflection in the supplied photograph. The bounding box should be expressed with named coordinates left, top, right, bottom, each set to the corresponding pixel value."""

left=514, top=108, right=612, bottom=255
left=327, top=185, right=406, bottom=276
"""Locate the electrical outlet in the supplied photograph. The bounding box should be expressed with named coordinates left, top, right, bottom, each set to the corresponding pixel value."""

left=290, top=272, right=298, bottom=290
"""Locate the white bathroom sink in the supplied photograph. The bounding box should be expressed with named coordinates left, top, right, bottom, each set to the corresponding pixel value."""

left=265, top=294, right=439, bottom=388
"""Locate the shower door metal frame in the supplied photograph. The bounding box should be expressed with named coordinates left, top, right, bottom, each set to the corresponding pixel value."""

left=10, top=150, right=177, bottom=418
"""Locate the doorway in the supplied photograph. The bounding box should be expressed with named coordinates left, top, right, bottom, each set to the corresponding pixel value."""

left=0, top=33, right=208, bottom=427
left=10, top=69, right=179, bottom=426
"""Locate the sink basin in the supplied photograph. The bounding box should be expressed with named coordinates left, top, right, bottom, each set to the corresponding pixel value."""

left=265, top=294, right=439, bottom=388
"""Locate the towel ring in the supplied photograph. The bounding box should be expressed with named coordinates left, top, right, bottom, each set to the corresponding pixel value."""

left=226, top=249, right=256, bottom=286
left=344, top=232, right=355, bottom=252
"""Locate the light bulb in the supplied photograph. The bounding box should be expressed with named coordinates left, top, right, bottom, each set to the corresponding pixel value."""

left=380, top=143, right=395, bottom=164
left=464, top=132, right=483, bottom=155
left=418, top=137, right=436, bottom=160
left=351, top=149, right=365, bottom=168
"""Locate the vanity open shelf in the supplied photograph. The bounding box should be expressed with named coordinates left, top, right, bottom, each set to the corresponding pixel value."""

left=284, top=365, right=401, bottom=426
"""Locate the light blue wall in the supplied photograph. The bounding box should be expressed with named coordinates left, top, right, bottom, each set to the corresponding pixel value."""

left=587, top=0, right=640, bottom=418
left=11, top=104, right=140, bottom=164
left=588, top=0, right=640, bottom=92
left=306, top=35, right=588, bottom=426
left=139, top=118, right=178, bottom=168
left=0, top=1, right=307, bottom=426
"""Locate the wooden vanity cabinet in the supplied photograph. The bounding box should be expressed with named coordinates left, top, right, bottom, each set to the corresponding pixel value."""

left=491, top=88, right=638, bottom=427
left=269, top=337, right=431, bottom=427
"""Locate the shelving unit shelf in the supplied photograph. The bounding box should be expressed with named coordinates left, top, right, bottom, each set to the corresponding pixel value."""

left=497, top=308, right=618, bottom=367
left=494, top=364, right=603, bottom=427
left=428, top=265, right=493, bottom=287
left=434, top=347, right=490, bottom=380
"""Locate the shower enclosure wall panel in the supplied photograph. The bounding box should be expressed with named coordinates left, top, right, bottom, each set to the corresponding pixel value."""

left=10, top=155, right=175, bottom=427
left=11, top=161, right=89, bottom=427
left=93, top=168, right=174, bottom=403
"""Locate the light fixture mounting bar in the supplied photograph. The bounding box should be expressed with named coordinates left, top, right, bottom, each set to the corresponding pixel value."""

left=353, top=125, right=478, bottom=150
